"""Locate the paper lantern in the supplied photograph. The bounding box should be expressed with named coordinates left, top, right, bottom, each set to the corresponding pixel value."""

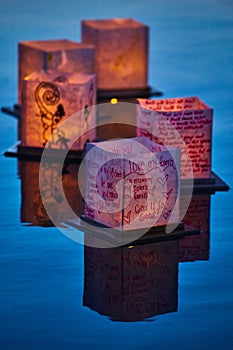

left=21, top=69, right=96, bottom=150
left=18, top=39, right=94, bottom=104
left=19, top=161, right=83, bottom=226
left=83, top=240, right=178, bottom=321
left=82, top=18, right=148, bottom=90
left=137, top=96, right=213, bottom=179
left=84, top=136, right=180, bottom=230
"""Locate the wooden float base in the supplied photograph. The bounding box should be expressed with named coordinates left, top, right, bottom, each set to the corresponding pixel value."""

left=64, top=215, right=201, bottom=247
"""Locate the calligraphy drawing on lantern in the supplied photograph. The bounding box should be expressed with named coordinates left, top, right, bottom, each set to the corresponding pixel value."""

left=20, top=69, right=96, bottom=150
left=84, top=136, right=181, bottom=230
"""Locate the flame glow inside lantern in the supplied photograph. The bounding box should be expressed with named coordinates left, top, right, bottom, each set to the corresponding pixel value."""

left=82, top=18, right=149, bottom=90
left=21, top=69, right=96, bottom=150
left=18, top=39, right=95, bottom=105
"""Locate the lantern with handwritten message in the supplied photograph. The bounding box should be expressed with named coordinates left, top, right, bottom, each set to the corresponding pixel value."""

left=18, top=39, right=94, bottom=104
left=84, top=136, right=180, bottom=230
left=83, top=240, right=178, bottom=321
left=82, top=18, right=148, bottom=90
left=21, top=69, right=96, bottom=150
left=137, top=96, right=213, bottom=179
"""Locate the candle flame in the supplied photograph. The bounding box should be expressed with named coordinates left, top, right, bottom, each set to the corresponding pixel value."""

left=110, top=98, right=118, bottom=104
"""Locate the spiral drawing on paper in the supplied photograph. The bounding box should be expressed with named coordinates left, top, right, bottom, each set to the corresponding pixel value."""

left=35, top=82, right=66, bottom=147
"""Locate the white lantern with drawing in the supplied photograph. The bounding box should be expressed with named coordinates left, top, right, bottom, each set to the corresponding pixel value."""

left=21, top=69, right=96, bottom=150
left=18, top=39, right=94, bottom=105
left=84, top=136, right=180, bottom=230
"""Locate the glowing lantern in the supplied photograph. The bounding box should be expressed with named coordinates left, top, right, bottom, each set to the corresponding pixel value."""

left=137, top=96, right=213, bottom=179
left=21, top=69, right=96, bottom=150
left=82, top=18, right=148, bottom=91
left=84, top=136, right=180, bottom=230
left=18, top=39, right=94, bottom=105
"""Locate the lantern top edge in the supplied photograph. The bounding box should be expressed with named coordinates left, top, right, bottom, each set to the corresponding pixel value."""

left=24, top=68, right=96, bottom=85
left=137, top=96, right=213, bottom=112
left=18, top=39, right=94, bottom=52
left=81, top=18, right=148, bottom=30
left=86, top=136, right=180, bottom=156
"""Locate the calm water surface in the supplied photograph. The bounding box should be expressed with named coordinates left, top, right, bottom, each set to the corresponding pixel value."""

left=0, top=1, right=232, bottom=349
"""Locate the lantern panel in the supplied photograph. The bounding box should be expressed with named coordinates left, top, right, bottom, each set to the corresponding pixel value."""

left=18, top=39, right=95, bottom=104
left=21, top=69, right=96, bottom=150
left=82, top=18, right=148, bottom=90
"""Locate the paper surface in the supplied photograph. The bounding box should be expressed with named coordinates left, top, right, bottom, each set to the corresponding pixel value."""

left=18, top=39, right=94, bottom=104
left=82, top=18, right=148, bottom=89
left=21, top=69, right=96, bottom=150
left=84, top=136, right=180, bottom=230
left=137, top=96, right=213, bottom=179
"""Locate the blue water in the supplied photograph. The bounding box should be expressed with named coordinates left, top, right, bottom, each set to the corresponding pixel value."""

left=0, top=0, right=233, bottom=349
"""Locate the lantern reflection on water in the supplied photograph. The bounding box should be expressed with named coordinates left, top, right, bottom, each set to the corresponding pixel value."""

left=179, top=194, right=210, bottom=262
left=83, top=239, right=178, bottom=322
left=18, top=158, right=211, bottom=322
left=19, top=160, right=83, bottom=227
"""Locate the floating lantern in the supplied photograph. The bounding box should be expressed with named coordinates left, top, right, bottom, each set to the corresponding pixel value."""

left=21, top=69, right=96, bottom=150
left=18, top=39, right=94, bottom=104
left=84, top=136, right=180, bottom=230
left=137, top=96, right=213, bottom=179
left=83, top=240, right=178, bottom=321
left=82, top=18, right=148, bottom=91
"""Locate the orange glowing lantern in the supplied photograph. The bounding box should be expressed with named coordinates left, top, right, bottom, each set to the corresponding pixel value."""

left=137, top=96, right=213, bottom=179
left=18, top=39, right=94, bottom=105
left=82, top=18, right=148, bottom=91
left=21, top=69, right=96, bottom=150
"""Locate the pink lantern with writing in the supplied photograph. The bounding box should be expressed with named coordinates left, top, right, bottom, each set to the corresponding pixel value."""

left=137, top=96, right=213, bottom=179
left=83, top=136, right=180, bottom=230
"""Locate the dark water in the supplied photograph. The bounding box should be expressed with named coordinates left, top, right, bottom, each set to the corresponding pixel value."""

left=0, top=1, right=232, bottom=349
